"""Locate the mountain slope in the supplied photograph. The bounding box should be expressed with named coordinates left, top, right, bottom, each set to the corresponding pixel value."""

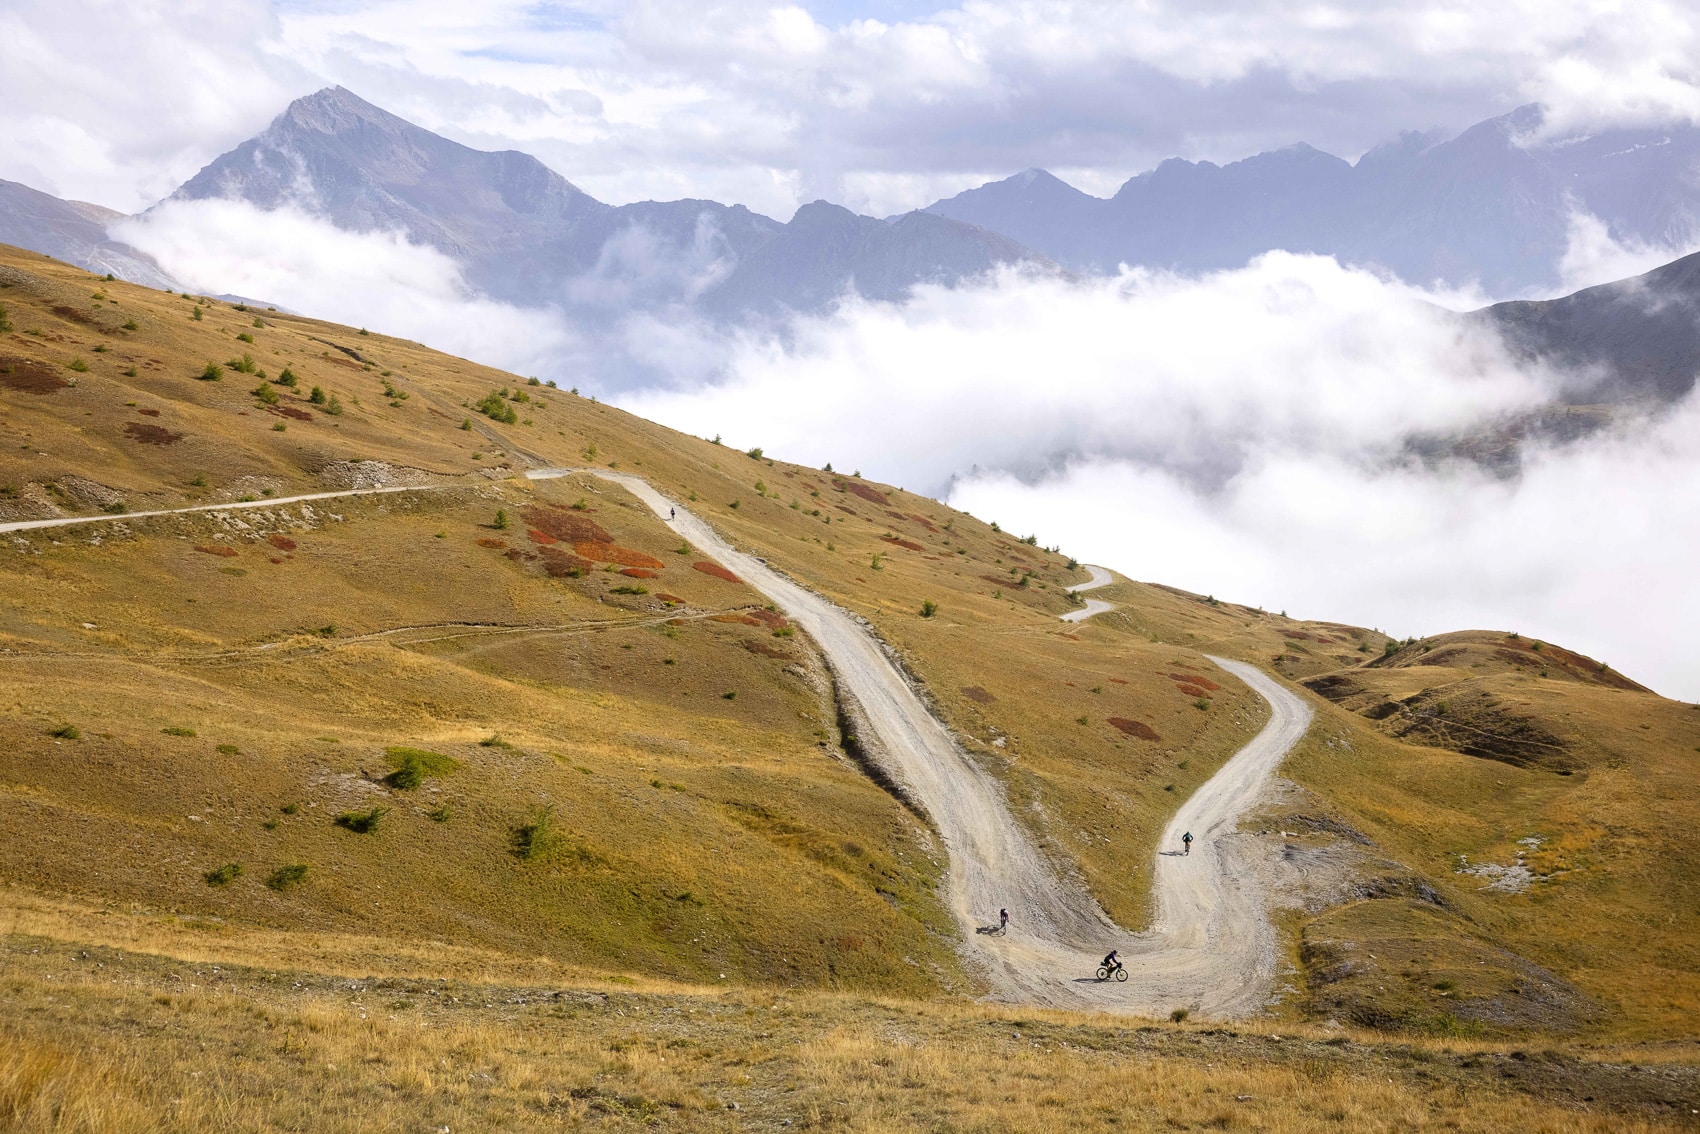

left=0, top=178, right=176, bottom=289
left=1480, top=247, right=1700, bottom=404
left=2, top=245, right=1697, bottom=1062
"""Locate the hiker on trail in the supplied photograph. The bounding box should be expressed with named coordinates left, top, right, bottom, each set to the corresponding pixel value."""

left=1182, top=831, right=1194, bottom=856
left=999, top=908, right=1009, bottom=932
left=670, top=507, right=676, bottom=520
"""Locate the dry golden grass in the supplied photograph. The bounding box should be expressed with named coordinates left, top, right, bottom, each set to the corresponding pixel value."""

left=1, top=915, right=1693, bottom=1133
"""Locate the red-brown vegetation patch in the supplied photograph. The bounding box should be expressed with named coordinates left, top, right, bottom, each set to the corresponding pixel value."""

left=1108, top=718, right=1161, bottom=741
left=961, top=686, right=995, bottom=704
left=1176, top=684, right=1210, bottom=699
left=136, top=408, right=161, bottom=417
left=122, top=422, right=183, bottom=446
left=539, top=547, right=592, bottom=577
left=475, top=538, right=507, bottom=549
left=1057, top=632, right=1080, bottom=640
left=1168, top=672, right=1221, bottom=692
left=980, top=575, right=1014, bottom=588
left=574, top=542, right=665, bottom=569
left=0, top=357, right=69, bottom=394
left=835, top=505, right=858, bottom=516
left=521, top=504, right=612, bottom=545
left=743, top=639, right=794, bottom=660
left=692, top=561, right=739, bottom=583
left=269, top=557, right=285, bottom=564
left=880, top=536, right=924, bottom=552
left=746, top=608, right=789, bottom=630
left=834, top=479, right=890, bottom=506
left=267, top=534, right=297, bottom=552
left=527, top=528, right=558, bottom=546
left=503, top=548, right=528, bottom=561
left=1109, top=677, right=1128, bottom=685
left=908, top=513, right=941, bottom=532
left=711, top=613, right=762, bottom=627
left=655, top=593, right=686, bottom=605
left=619, top=567, right=658, bottom=579
left=50, top=304, right=94, bottom=325
left=270, top=406, right=313, bottom=422
left=195, top=545, right=238, bottom=558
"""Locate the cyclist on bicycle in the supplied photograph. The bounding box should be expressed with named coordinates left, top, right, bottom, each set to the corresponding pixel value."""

left=999, top=908, right=1009, bottom=932
left=1102, top=948, right=1121, bottom=975
left=1182, top=831, right=1194, bottom=856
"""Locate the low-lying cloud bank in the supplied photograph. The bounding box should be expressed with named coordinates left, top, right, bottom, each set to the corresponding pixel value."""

left=624, top=256, right=1699, bottom=701
left=114, top=199, right=583, bottom=380
left=113, top=198, right=1697, bottom=699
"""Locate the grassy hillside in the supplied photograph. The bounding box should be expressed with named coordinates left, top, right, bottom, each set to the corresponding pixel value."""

left=3, top=242, right=1699, bottom=1122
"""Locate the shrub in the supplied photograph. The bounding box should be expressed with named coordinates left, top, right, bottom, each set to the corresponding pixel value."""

left=216, top=744, right=239, bottom=755
left=1170, top=1008, right=1188, bottom=1023
left=511, top=805, right=555, bottom=859
left=123, top=367, right=137, bottom=377
left=252, top=381, right=278, bottom=405
left=921, top=599, right=938, bottom=618
left=1383, top=639, right=1399, bottom=656
left=252, top=317, right=265, bottom=328
left=161, top=726, right=197, bottom=737
left=122, top=319, right=138, bottom=331
left=191, top=307, right=203, bottom=321
left=478, top=734, right=513, bottom=749
left=92, top=344, right=108, bottom=353
left=229, top=353, right=259, bottom=374
left=1193, top=698, right=1211, bottom=711
left=276, top=366, right=297, bottom=387
left=722, top=691, right=737, bottom=700
left=266, top=863, right=308, bottom=891
left=428, top=804, right=453, bottom=823
left=49, top=724, right=81, bottom=740
left=199, top=362, right=223, bottom=382
left=334, top=806, right=389, bottom=834
left=308, top=386, right=327, bottom=405
left=273, top=422, right=287, bottom=432
left=611, top=584, right=648, bottom=595
left=324, top=395, right=344, bottom=415
left=476, top=390, right=518, bottom=424
left=746, top=446, right=763, bottom=460
left=0, top=305, right=11, bottom=332
left=236, top=333, right=254, bottom=344
left=204, top=862, right=242, bottom=886
left=67, top=358, right=89, bottom=373
left=494, top=509, right=509, bottom=530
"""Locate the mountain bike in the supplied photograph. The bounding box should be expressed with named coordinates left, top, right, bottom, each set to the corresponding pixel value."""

left=1096, top=964, right=1129, bottom=982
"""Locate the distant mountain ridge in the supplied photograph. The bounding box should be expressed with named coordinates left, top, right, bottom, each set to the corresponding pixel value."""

left=924, top=106, right=1700, bottom=296
left=169, top=87, right=1041, bottom=321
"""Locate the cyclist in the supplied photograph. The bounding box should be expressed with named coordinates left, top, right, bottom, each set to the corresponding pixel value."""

left=1182, top=831, right=1194, bottom=856
left=1101, top=948, right=1122, bottom=977
left=998, top=908, right=1009, bottom=933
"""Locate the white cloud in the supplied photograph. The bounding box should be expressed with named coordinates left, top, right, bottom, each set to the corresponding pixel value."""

left=15, top=1, right=1700, bottom=220
left=620, top=254, right=1699, bottom=700
left=1554, top=209, right=1699, bottom=295
left=114, top=199, right=580, bottom=379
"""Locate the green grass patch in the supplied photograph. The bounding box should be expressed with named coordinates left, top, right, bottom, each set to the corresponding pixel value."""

left=161, top=726, right=197, bottom=737
left=385, top=746, right=460, bottom=789
left=266, top=863, right=308, bottom=891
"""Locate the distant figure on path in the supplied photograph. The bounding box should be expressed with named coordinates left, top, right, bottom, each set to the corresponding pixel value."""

left=669, top=507, right=676, bottom=520
left=999, top=907, right=1009, bottom=932
left=1182, top=831, right=1194, bottom=856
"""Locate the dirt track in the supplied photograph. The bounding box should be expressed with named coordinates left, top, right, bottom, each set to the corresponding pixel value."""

left=560, top=475, right=1315, bottom=1017
left=7, top=471, right=1312, bottom=1018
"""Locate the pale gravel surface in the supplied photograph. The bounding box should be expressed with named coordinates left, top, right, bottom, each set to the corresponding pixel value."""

left=1060, top=562, right=1114, bottom=622
left=7, top=472, right=1311, bottom=1018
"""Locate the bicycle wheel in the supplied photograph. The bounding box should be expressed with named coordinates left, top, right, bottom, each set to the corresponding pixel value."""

left=1095, top=966, right=1109, bottom=981
left=1114, top=967, right=1129, bottom=982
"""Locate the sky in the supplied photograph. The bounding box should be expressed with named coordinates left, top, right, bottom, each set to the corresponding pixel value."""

left=4, top=0, right=1700, bottom=218
left=5, top=0, right=1700, bottom=698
